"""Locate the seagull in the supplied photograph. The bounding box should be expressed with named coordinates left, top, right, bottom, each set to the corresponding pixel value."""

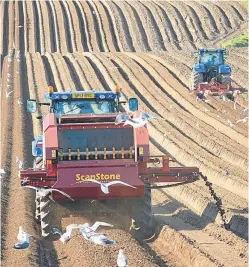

left=76, top=180, right=137, bottom=194
left=203, top=99, right=210, bottom=103
left=236, top=117, right=249, bottom=123
left=240, top=108, right=248, bottom=115
left=123, top=118, right=148, bottom=128
left=227, top=120, right=234, bottom=127
left=18, top=25, right=23, bottom=28
left=78, top=222, right=116, bottom=246
left=129, top=218, right=140, bottom=231
left=115, top=113, right=130, bottom=125
left=0, top=168, right=5, bottom=179
left=233, top=101, right=237, bottom=110
left=7, top=73, right=13, bottom=79
left=23, top=186, right=74, bottom=201
left=16, top=157, right=24, bottom=169
left=13, top=226, right=31, bottom=250
left=51, top=224, right=79, bottom=244
left=225, top=169, right=231, bottom=175
left=17, top=98, right=23, bottom=105
left=5, top=90, right=14, bottom=98
left=204, top=108, right=209, bottom=113
left=117, top=249, right=128, bottom=267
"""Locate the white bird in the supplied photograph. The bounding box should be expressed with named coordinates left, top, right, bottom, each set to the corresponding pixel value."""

left=17, top=226, right=25, bottom=241
left=236, top=117, right=249, bottom=123
left=5, top=90, right=14, bottom=98
left=78, top=222, right=116, bottom=246
left=123, top=118, right=148, bottom=128
left=129, top=218, right=140, bottom=231
left=16, top=157, right=24, bottom=169
left=117, top=249, right=128, bottom=267
left=77, top=180, right=137, bottom=194
left=0, top=168, right=5, bottom=179
left=13, top=226, right=31, bottom=250
left=115, top=113, right=130, bottom=125
left=227, top=120, right=234, bottom=127
left=233, top=101, right=237, bottom=110
left=7, top=73, right=13, bottom=79
left=18, top=25, right=23, bottom=28
left=240, top=108, right=248, bottom=115
left=17, top=98, right=23, bottom=105
left=23, top=186, right=74, bottom=201
left=51, top=224, right=79, bottom=244
left=204, top=108, right=209, bottom=113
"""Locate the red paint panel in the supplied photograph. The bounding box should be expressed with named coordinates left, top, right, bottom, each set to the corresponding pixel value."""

left=43, top=113, right=56, bottom=132
left=44, top=127, right=58, bottom=148
left=53, top=165, right=144, bottom=200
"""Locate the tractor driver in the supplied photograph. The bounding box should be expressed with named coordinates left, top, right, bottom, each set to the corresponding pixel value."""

left=207, top=54, right=218, bottom=66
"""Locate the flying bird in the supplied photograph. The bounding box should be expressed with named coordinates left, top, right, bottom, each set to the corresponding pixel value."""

left=23, top=186, right=74, bottom=201
left=115, top=113, right=130, bottom=125
left=117, top=249, right=128, bottom=267
left=225, top=169, right=231, bottom=175
left=77, top=180, right=137, bottom=194
left=5, top=90, right=14, bottom=98
left=123, top=118, right=148, bottom=128
left=7, top=73, right=13, bottom=79
left=18, top=25, right=23, bottom=28
left=51, top=224, right=79, bottom=244
left=236, top=117, right=249, bottom=123
left=13, top=226, right=31, bottom=250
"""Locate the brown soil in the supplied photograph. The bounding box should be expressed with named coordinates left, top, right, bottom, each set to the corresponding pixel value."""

left=1, top=1, right=248, bottom=267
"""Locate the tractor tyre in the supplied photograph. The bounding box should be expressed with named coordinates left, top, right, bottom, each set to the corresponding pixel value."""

left=221, top=75, right=232, bottom=85
left=130, top=186, right=153, bottom=240
left=191, top=72, right=203, bottom=89
left=40, top=194, right=52, bottom=238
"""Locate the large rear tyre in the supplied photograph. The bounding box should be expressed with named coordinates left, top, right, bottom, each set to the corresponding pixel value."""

left=129, top=186, right=153, bottom=240
left=191, top=71, right=203, bottom=89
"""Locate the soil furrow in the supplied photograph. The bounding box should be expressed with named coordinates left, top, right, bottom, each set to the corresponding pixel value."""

left=32, top=0, right=41, bottom=53
left=58, top=1, right=73, bottom=53
left=107, top=1, right=135, bottom=52
left=84, top=1, right=107, bottom=52
left=45, top=0, right=59, bottom=52
left=62, top=0, right=78, bottom=52
left=66, top=1, right=84, bottom=52
left=79, top=1, right=100, bottom=52
left=1, top=1, right=9, bottom=56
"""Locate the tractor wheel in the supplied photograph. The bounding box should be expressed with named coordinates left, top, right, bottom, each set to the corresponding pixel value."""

left=191, top=72, right=203, bottom=89
left=221, top=75, right=232, bottom=85
left=40, top=194, right=52, bottom=237
left=129, top=186, right=153, bottom=240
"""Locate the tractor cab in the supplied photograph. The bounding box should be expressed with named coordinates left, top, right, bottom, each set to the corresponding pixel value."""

left=26, top=86, right=139, bottom=117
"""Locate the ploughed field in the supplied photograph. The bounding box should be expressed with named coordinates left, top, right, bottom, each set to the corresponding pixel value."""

left=0, top=1, right=248, bottom=267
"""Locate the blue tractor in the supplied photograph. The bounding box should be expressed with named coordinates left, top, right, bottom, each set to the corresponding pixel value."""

left=191, top=48, right=233, bottom=97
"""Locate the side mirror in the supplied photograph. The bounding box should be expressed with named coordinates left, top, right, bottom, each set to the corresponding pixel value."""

left=26, top=100, right=37, bottom=113
left=128, top=98, right=138, bottom=112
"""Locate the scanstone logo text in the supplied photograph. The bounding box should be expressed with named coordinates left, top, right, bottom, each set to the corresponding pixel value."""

left=76, top=173, right=121, bottom=181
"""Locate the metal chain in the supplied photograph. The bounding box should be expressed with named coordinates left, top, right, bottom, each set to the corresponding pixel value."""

left=199, top=173, right=230, bottom=229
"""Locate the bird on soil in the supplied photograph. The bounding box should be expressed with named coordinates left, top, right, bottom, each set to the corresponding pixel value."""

left=51, top=224, right=79, bottom=244
left=5, top=90, right=14, bottom=98
left=227, top=120, right=234, bottom=127
left=13, top=226, right=31, bottom=250
left=117, top=249, right=128, bottom=267
left=16, top=157, right=24, bottom=170
left=0, top=168, right=5, bottom=179
left=78, top=223, right=116, bottom=246
left=23, top=186, right=74, bottom=201
left=240, top=108, right=248, bottom=115
left=236, top=117, right=249, bottom=123
left=76, top=180, right=137, bottom=194
left=17, top=98, right=23, bottom=105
